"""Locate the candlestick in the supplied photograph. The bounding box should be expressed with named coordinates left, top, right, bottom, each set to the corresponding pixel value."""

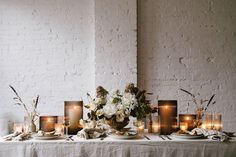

left=13, top=123, right=23, bottom=133
left=64, top=101, right=83, bottom=135
left=40, top=116, right=58, bottom=132
left=158, top=100, right=177, bottom=135
left=179, top=114, right=196, bottom=131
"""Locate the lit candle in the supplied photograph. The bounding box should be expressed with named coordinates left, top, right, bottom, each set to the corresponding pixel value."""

left=158, top=100, right=177, bottom=135
left=55, top=123, right=64, bottom=135
left=205, top=113, right=213, bottom=130
left=13, top=123, right=23, bottom=133
left=201, top=123, right=207, bottom=129
left=180, top=122, right=188, bottom=131
left=152, top=115, right=161, bottom=133
left=179, top=114, right=196, bottom=131
left=213, top=113, right=222, bottom=131
left=137, top=121, right=145, bottom=135
left=40, top=116, right=58, bottom=132
left=64, top=101, right=83, bottom=134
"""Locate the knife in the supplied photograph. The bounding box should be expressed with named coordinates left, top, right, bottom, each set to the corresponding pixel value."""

left=144, top=135, right=150, bottom=140
left=158, top=135, right=165, bottom=140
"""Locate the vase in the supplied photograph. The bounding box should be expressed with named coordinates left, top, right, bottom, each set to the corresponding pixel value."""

left=29, top=121, right=37, bottom=133
left=195, top=107, right=204, bottom=128
left=106, top=117, right=129, bottom=132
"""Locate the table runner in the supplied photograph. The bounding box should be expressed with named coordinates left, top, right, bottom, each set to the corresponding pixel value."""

left=0, top=135, right=236, bottom=157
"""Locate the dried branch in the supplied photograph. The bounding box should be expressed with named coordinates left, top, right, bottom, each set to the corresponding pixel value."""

left=204, top=94, right=215, bottom=111
left=180, top=88, right=195, bottom=98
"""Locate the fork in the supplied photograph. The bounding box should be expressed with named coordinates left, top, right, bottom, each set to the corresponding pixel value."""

left=158, top=135, right=165, bottom=140
left=165, top=135, right=172, bottom=140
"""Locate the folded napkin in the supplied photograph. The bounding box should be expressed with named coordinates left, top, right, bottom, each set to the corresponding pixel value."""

left=77, top=127, right=108, bottom=139
left=3, top=131, right=31, bottom=141
left=190, top=128, right=230, bottom=142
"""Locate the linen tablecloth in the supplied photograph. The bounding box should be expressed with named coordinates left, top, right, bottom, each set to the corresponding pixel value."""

left=0, top=134, right=236, bottom=157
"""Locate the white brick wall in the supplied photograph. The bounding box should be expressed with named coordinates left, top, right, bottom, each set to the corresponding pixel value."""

left=0, top=0, right=95, bottom=122
left=95, top=0, right=137, bottom=91
left=0, top=0, right=235, bottom=132
left=138, top=0, right=236, bottom=131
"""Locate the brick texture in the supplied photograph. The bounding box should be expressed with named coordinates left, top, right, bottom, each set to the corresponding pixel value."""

left=138, top=0, right=236, bottom=131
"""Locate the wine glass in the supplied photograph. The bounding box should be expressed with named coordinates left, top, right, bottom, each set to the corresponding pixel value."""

left=62, top=117, right=71, bottom=140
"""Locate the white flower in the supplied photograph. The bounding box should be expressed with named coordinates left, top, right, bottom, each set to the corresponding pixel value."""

left=96, top=109, right=104, bottom=117
left=116, top=110, right=125, bottom=122
left=86, top=103, right=96, bottom=111
left=122, top=93, right=137, bottom=110
left=103, top=103, right=117, bottom=118
left=94, top=98, right=106, bottom=104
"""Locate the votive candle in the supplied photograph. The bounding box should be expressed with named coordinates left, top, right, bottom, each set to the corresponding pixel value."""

left=13, top=123, right=23, bottom=133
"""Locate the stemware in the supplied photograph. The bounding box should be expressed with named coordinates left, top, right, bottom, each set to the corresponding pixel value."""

left=63, top=117, right=71, bottom=140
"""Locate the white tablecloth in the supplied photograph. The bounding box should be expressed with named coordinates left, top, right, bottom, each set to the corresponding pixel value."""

left=0, top=134, right=236, bottom=157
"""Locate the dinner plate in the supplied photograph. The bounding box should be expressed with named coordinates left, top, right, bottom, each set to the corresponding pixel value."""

left=171, top=133, right=204, bottom=139
left=33, top=135, right=60, bottom=140
left=109, top=134, right=138, bottom=139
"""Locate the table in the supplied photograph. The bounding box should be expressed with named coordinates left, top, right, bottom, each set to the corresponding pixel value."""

left=0, top=134, right=236, bottom=157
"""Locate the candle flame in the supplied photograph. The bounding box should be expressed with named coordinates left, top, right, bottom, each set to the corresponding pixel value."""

left=165, top=105, right=168, bottom=109
left=73, top=106, right=78, bottom=109
left=186, top=116, right=190, bottom=120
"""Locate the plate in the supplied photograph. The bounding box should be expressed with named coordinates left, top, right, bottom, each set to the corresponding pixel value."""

left=33, top=135, right=60, bottom=140
left=109, top=134, right=138, bottom=139
left=171, top=133, right=204, bottom=139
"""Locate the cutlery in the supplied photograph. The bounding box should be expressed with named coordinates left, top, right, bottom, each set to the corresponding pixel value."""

left=165, top=135, right=172, bottom=140
left=144, top=135, right=150, bottom=140
left=158, top=135, right=165, bottom=140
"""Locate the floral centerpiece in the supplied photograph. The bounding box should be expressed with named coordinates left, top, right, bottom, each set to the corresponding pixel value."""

left=84, top=83, right=152, bottom=132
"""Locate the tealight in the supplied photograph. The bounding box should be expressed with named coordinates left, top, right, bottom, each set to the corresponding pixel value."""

left=13, top=123, right=23, bottom=133
left=180, top=122, right=188, bottom=131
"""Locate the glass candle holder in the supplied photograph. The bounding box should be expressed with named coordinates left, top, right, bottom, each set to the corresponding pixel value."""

left=204, top=113, right=213, bottom=130
left=179, top=114, right=197, bottom=131
left=64, top=101, right=83, bottom=135
left=55, top=123, right=64, bottom=135
left=180, top=122, right=188, bottom=131
left=158, top=100, right=177, bottom=135
left=40, top=116, right=58, bottom=132
left=13, top=123, right=23, bottom=133
left=213, top=113, right=222, bottom=131
left=152, top=115, right=161, bottom=134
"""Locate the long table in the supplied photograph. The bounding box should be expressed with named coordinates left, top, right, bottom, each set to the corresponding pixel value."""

left=0, top=134, right=236, bottom=157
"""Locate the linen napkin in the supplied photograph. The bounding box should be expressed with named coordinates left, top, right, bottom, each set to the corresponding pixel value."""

left=77, top=127, right=107, bottom=139
left=190, top=128, right=230, bottom=142
left=3, top=131, right=31, bottom=141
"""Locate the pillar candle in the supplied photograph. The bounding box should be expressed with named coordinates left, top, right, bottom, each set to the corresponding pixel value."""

left=64, top=101, right=83, bottom=135
left=158, top=100, right=177, bottom=135
left=40, top=116, right=58, bottom=132
left=179, top=114, right=196, bottom=131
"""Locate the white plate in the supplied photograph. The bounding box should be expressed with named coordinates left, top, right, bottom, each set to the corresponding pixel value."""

left=109, top=134, right=138, bottom=140
left=33, top=135, right=60, bottom=140
left=171, top=133, right=204, bottom=139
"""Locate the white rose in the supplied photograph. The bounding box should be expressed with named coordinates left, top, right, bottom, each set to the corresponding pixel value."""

left=94, top=98, right=107, bottom=104
left=86, top=103, right=96, bottom=111
left=116, top=110, right=125, bottom=122
left=103, top=103, right=117, bottom=118
left=96, top=109, right=104, bottom=117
